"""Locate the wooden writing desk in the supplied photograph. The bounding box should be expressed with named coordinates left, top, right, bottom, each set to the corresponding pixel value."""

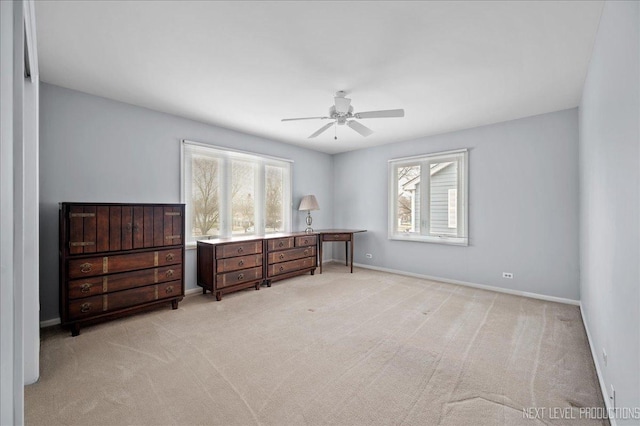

left=315, top=229, right=367, bottom=273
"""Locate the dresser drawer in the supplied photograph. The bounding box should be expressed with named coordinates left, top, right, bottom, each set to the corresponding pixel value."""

left=217, top=254, right=262, bottom=273
left=215, top=241, right=262, bottom=259
left=216, top=267, right=262, bottom=289
left=68, top=249, right=181, bottom=279
left=268, top=257, right=316, bottom=277
left=322, top=233, right=351, bottom=242
left=267, top=237, right=294, bottom=251
left=67, top=280, right=181, bottom=320
left=268, top=246, right=316, bottom=264
left=295, top=235, right=317, bottom=247
left=68, top=265, right=182, bottom=299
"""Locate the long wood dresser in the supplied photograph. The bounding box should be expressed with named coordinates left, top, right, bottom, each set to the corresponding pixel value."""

left=197, top=232, right=317, bottom=300
left=264, top=233, right=317, bottom=286
left=59, top=202, right=185, bottom=336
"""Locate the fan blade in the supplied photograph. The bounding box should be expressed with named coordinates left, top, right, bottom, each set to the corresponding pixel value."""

left=347, top=120, right=373, bottom=137
left=282, top=116, right=330, bottom=122
left=334, top=97, right=352, bottom=114
left=308, top=122, right=335, bottom=138
left=354, top=109, right=404, bottom=119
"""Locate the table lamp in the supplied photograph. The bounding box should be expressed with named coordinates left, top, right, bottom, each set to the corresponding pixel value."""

left=298, top=195, right=319, bottom=233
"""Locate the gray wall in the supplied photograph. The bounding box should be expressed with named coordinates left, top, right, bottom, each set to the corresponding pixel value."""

left=333, top=108, right=580, bottom=300
left=579, top=1, right=639, bottom=422
left=39, top=83, right=334, bottom=322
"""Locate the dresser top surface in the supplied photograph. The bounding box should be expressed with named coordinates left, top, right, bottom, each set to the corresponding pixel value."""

left=313, top=229, right=367, bottom=234
left=60, top=202, right=185, bottom=207
left=197, top=232, right=318, bottom=246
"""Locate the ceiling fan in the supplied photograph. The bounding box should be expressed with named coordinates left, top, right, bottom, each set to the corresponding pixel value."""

left=281, top=91, right=405, bottom=139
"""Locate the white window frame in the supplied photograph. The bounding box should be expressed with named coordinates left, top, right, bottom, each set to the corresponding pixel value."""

left=181, top=140, right=292, bottom=247
left=388, top=148, right=468, bottom=246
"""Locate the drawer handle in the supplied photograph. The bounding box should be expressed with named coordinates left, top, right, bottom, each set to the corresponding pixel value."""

left=238, top=247, right=244, bottom=254
left=80, top=303, right=92, bottom=313
left=69, top=241, right=95, bottom=247
left=133, top=224, right=140, bottom=232
left=303, top=239, right=309, bottom=244
left=166, top=269, right=174, bottom=278
left=238, top=260, right=244, bottom=266
left=126, top=223, right=132, bottom=232
left=165, top=285, right=174, bottom=294
left=279, top=266, right=284, bottom=272
left=278, top=241, right=284, bottom=247
left=279, top=254, right=285, bottom=260
left=237, top=273, right=244, bottom=280
left=166, top=253, right=174, bottom=261
left=69, top=212, right=95, bottom=218
left=80, top=263, right=92, bottom=273
left=304, top=250, right=309, bottom=255
left=334, top=235, right=340, bottom=239
left=80, top=283, right=92, bottom=293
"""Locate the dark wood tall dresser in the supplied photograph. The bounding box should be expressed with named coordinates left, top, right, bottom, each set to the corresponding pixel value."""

left=59, top=202, right=185, bottom=336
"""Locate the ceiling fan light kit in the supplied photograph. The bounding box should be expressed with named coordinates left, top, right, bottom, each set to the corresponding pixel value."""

left=282, top=91, right=405, bottom=139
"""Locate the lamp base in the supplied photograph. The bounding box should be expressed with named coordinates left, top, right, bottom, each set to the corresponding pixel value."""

left=305, top=211, right=313, bottom=233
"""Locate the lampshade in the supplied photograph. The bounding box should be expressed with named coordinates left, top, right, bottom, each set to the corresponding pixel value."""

left=298, top=195, right=320, bottom=211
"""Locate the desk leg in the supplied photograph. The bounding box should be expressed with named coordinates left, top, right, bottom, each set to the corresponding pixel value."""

left=350, top=236, right=354, bottom=273
left=319, top=240, right=323, bottom=274
left=345, top=241, right=348, bottom=266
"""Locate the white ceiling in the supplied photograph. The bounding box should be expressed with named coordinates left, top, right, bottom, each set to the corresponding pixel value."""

left=35, top=1, right=603, bottom=155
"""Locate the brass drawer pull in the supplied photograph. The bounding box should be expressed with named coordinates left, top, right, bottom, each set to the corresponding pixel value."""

left=303, top=239, right=309, bottom=245
left=166, top=253, right=174, bottom=261
left=69, top=241, right=95, bottom=247
left=165, top=212, right=181, bottom=216
left=304, top=250, right=309, bottom=255
left=238, top=260, right=244, bottom=266
left=278, top=241, right=284, bottom=247
left=279, top=266, right=284, bottom=272
left=80, top=303, right=92, bottom=313
left=165, top=285, right=174, bottom=294
left=69, top=212, right=95, bottom=218
left=166, top=269, right=174, bottom=278
left=334, top=235, right=340, bottom=239
left=237, top=273, right=244, bottom=281
left=80, top=263, right=92, bottom=273
left=237, top=247, right=244, bottom=254
left=165, top=235, right=181, bottom=240
left=80, top=283, right=92, bottom=293
left=279, top=254, right=285, bottom=260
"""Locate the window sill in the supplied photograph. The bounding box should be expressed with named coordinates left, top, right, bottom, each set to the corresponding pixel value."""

left=388, top=234, right=468, bottom=246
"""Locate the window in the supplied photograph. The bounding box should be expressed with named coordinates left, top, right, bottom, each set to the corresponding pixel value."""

left=388, top=149, right=468, bottom=245
left=181, top=140, right=292, bottom=245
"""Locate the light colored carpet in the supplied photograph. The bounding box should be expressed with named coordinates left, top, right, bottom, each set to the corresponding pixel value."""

left=26, top=263, right=607, bottom=425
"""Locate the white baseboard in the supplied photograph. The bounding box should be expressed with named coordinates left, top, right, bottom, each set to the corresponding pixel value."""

left=352, top=262, right=580, bottom=306
left=580, top=303, right=616, bottom=426
left=39, top=317, right=61, bottom=328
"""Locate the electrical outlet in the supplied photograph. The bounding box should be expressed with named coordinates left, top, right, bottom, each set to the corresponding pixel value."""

left=365, top=253, right=373, bottom=259
left=603, top=348, right=607, bottom=366
left=610, top=385, right=615, bottom=409
left=502, top=272, right=513, bottom=279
